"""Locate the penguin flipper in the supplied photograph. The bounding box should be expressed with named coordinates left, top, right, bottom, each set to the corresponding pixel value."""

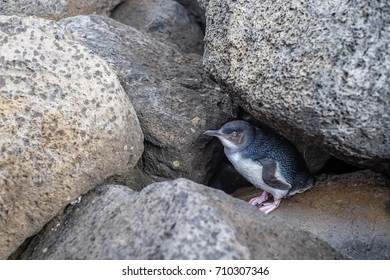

left=259, top=158, right=291, bottom=191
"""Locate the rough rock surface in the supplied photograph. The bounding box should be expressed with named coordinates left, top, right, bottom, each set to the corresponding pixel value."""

left=59, top=15, right=237, bottom=183
left=175, top=0, right=206, bottom=30
left=16, top=179, right=343, bottom=259
left=0, top=0, right=124, bottom=20
left=234, top=170, right=390, bottom=259
left=111, top=0, right=204, bottom=54
left=199, top=0, right=390, bottom=173
left=0, top=16, right=144, bottom=259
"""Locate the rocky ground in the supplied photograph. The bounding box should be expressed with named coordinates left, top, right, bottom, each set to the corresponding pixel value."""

left=1, top=0, right=389, bottom=259
left=233, top=171, right=390, bottom=259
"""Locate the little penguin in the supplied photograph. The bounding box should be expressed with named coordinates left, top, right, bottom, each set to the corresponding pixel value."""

left=204, top=120, right=315, bottom=214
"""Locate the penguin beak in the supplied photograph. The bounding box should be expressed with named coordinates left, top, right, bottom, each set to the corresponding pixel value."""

left=204, top=130, right=222, bottom=137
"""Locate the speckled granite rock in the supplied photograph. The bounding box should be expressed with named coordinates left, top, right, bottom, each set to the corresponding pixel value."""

left=16, top=179, right=343, bottom=259
left=199, top=0, right=390, bottom=173
left=111, top=0, right=204, bottom=54
left=0, top=15, right=143, bottom=259
left=0, top=0, right=124, bottom=20
left=59, top=15, right=237, bottom=183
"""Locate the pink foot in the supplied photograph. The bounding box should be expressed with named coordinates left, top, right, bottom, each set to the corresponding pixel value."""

left=259, top=199, right=281, bottom=214
left=249, top=191, right=269, bottom=206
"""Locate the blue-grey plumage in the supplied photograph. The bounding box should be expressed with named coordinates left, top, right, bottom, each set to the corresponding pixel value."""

left=204, top=120, right=315, bottom=214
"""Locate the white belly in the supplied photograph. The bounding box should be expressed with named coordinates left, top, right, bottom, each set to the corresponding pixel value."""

left=226, top=152, right=288, bottom=199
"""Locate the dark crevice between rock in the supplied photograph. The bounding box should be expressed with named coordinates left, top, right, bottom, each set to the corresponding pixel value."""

left=207, top=158, right=249, bottom=194
left=110, top=0, right=205, bottom=55
left=174, top=0, right=207, bottom=32
left=384, top=201, right=390, bottom=217
left=108, top=1, right=124, bottom=17
left=8, top=185, right=116, bottom=260
left=318, top=156, right=363, bottom=175
left=103, top=158, right=154, bottom=192
left=7, top=235, right=34, bottom=260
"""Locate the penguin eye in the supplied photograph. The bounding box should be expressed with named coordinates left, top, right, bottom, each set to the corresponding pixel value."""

left=231, top=131, right=238, bottom=137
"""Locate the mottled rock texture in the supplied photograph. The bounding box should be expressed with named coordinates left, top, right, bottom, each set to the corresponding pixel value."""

left=0, top=0, right=123, bottom=20
left=234, top=170, right=390, bottom=259
left=111, top=0, right=204, bottom=54
left=0, top=15, right=143, bottom=259
left=59, top=15, right=237, bottom=183
left=16, top=179, right=342, bottom=259
left=199, top=0, right=390, bottom=173
left=175, top=0, right=206, bottom=30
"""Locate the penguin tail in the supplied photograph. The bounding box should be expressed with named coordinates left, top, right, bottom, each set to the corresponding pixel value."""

left=296, top=172, right=315, bottom=187
left=289, top=173, right=316, bottom=196
left=307, top=175, right=316, bottom=186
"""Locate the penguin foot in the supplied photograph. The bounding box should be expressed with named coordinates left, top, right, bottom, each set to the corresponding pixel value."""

left=249, top=191, right=269, bottom=206
left=259, top=199, right=281, bottom=214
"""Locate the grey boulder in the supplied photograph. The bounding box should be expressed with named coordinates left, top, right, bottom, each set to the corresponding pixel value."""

left=0, top=15, right=143, bottom=259
left=16, top=179, right=343, bottom=259
left=111, top=0, right=204, bottom=54
left=199, top=0, right=390, bottom=173
left=59, top=15, right=237, bottom=183
left=0, top=0, right=124, bottom=20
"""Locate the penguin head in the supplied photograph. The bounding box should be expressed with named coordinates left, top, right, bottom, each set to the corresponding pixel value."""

left=204, top=120, right=255, bottom=152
